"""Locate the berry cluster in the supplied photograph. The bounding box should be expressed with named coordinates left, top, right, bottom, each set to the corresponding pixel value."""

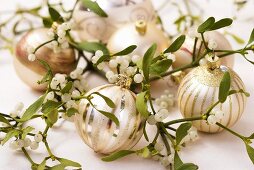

left=207, top=109, right=225, bottom=125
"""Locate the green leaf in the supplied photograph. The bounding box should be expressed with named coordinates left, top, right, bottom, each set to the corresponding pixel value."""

left=20, top=94, right=46, bottom=122
left=136, top=91, right=149, bottom=118
left=49, top=164, right=65, bottom=170
left=112, top=45, right=137, bottom=56
left=66, top=108, right=78, bottom=117
left=22, top=126, right=34, bottom=139
left=219, top=71, right=231, bottom=103
left=226, top=32, right=245, bottom=44
left=137, top=147, right=150, bottom=158
left=57, top=157, right=81, bottom=167
left=209, top=18, right=233, bottom=31
left=37, top=59, right=53, bottom=84
left=77, top=41, right=109, bottom=55
left=197, top=17, right=215, bottom=33
left=42, top=100, right=62, bottom=114
left=175, top=122, right=192, bottom=145
left=150, top=59, right=172, bottom=76
left=102, top=150, right=135, bottom=162
left=1, top=129, right=20, bottom=145
left=245, top=143, right=254, bottom=164
left=42, top=17, right=53, bottom=28
left=164, top=35, right=186, bottom=53
left=142, top=44, right=157, bottom=82
left=48, top=7, right=64, bottom=22
left=90, top=92, right=115, bottom=108
left=95, top=54, right=111, bottom=65
left=177, top=163, right=199, bottom=170
left=247, top=28, right=254, bottom=45
left=248, top=133, right=254, bottom=139
left=46, top=109, right=58, bottom=127
left=0, top=115, right=11, bottom=125
left=174, top=152, right=184, bottom=169
left=81, top=0, right=108, bottom=17
left=38, top=159, right=47, bottom=170
left=97, top=109, right=119, bottom=126
left=143, top=122, right=149, bottom=142
left=61, top=82, right=73, bottom=94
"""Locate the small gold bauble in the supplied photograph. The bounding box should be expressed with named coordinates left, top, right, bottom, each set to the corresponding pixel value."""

left=74, top=84, right=144, bottom=154
left=173, top=31, right=235, bottom=69
left=107, top=20, right=169, bottom=56
left=177, top=62, right=247, bottom=133
left=73, top=0, right=156, bottom=42
left=14, top=28, right=77, bottom=91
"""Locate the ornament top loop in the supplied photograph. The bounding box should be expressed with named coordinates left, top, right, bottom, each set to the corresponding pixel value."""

left=116, top=74, right=132, bottom=89
left=135, top=20, right=147, bottom=36
left=205, top=54, right=221, bottom=71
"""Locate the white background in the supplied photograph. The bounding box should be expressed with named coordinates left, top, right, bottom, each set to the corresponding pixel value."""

left=0, top=0, right=254, bottom=170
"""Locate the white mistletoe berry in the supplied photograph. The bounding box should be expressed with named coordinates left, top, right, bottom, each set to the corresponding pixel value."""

left=30, top=141, right=39, bottom=150
left=9, top=141, right=19, bottom=150
left=34, top=134, right=43, bottom=143
left=207, top=115, right=217, bottom=125
left=24, top=138, right=32, bottom=147
left=208, top=38, right=217, bottom=50
left=28, top=54, right=36, bottom=61
left=109, top=59, right=118, bottom=68
left=147, top=115, right=157, bottom=125
left=134, top=74, right=143, bottom=83
left=131, top=55, right=141, bottom=63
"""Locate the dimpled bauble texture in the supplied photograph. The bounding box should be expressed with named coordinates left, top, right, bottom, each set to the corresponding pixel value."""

left=107, top=20, right=169, bottom=56
left=14, top=28, right=77, bottom=91
left=173, top=31, right=235, bottom=69
left=73, top=0, right=156, bottom=42
left=74, top=84, right=144, bottom=154
left=177, top=65, right=247, bottom=133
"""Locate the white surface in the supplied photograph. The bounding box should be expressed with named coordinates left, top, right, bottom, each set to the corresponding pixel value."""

left=1, top=0, right=254, bottom=170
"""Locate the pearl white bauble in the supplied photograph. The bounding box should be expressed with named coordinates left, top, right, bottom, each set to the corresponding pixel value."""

left=177, top=64, right=247, bottom=133
left=107, top=20, right=169, bottom=56
left=173, top=31, right=235, bottom=69
left=73, top=0, right=156, bottom=42
left=14, top=28, right=77, bottom=91
left=74, top=84, right=144, bottom=154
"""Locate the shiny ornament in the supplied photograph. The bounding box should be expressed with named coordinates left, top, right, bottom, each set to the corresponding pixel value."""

left=107, top=20, right=169, bottom=56
left=73, top=0, right=156, bottom=42
left=14, top=28, right=77, bottom=91
left=173, top=31, right=235, bottom=69
left=74, top=78, right=143, bottom=154
left=177, top=58, right=246, bottom=133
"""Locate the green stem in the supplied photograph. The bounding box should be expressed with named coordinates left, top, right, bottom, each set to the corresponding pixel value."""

left=160, top=132, right=171, bottom=155
left=34, top=39, right=55, bottom=54
left=22, top=148, right=36, bottom=165
left=164, top=116, right=203, bottom=126
left=216, top=122, right=245, bottom=140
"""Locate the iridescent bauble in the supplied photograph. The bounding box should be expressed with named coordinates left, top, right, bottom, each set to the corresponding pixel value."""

left=14, top=28, right=77, bottom=91
left=107, top=20, right=169, bottom=56
left=73, top=0, right=156, bottom=42
left=173, top=31, right=235, bottom=69
left=74, top=84, right=144, bottom=154
left=177, top=62, right=246, bottom=133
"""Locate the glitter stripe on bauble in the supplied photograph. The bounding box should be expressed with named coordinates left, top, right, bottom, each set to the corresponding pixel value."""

left=75, top=84, right=144, bottom=154
left=177, top=61, right=247, bottom=133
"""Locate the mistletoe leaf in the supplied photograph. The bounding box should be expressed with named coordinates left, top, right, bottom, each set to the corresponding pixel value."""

left=150, top=59, right=172, bottom=76
left=177, top=163, right=199, bottom=170
left=20, top=94, right=46, bottom=122
left=198, top=17, right=215, bottom=33
left=245, top=143, right=254, bottom=164
left=219, top=71, right=231, bottom=103
left=102, top=150, right=135, bottom=162
left=22, top=126, right=34, bottom=139
left=175, top=122, right=192, bottom=145
left=209, top=18, right=233, bottom=31
left=1, top=129, right=20, bottom=145
left=136, top=91, right=149, bottom=118
left=81, top=0, right=108, bottom=17
left=0, top=115, right=11, bottom=125
left=37, top=59, right=53, bottom=84
left=142, top=44, right=157, bottom=82
left=164, top=35, right=186, bottom=53
left=77, top=41, right=109, bottom=55
left=66, top=108, right=78, bottom=117
left=90, top=92, right=115, bottom=108
left=48, top=7, right=64, bottom=22
left=42, top=101, right=62, bottom=115
left=112, top=45, right=137, bottom=56
left=46, top=109, right=58, bottom=127
left=57, top=157, right=81, bottom=167
left=42, top=17, right=53, bottom=28
left=247, top=28, right=254, bottom=45
left=174, top=152, right=184, bottom=169
left=61, top=82, right=73, bottom=94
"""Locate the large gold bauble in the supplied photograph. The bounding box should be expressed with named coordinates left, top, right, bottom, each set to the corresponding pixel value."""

left=73, top=0, right=156, bottom=42
left=74, top=84, right=144, bottom=154
left=14, top=28, right=77, bottom=91
left=107, top=20, right=169, bottom=56
left=177, top=64, right=247, bottom=133
left=173, top=31, right=235, bottom=69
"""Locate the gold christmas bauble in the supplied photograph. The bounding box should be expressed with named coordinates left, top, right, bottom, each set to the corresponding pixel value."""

left=14, top=28, right=77, bottom=91
left=74, top=84, right=144, bottom=154
left=177, top=61, right=247, bottom=133
left=73, top=0, right=156, bottom=42
left=107, top=20, right=169, bottom=56
left=173, top=31, right=235, bottom=69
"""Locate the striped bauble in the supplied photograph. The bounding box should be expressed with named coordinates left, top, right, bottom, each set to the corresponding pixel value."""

left=74, top=84, right=144, bottom=154
left=177, top=64, right=247, bottom=133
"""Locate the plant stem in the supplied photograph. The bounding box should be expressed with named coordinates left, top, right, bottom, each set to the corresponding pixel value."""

left=164, top=116, right=203, bottom=126
left=22, top=148, right=36, bottom=165
left=216, top=122, right=246, bottom=140
left=160, top=132, right=171, bottom=155
left=34, top=39, right=55, bottom=54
